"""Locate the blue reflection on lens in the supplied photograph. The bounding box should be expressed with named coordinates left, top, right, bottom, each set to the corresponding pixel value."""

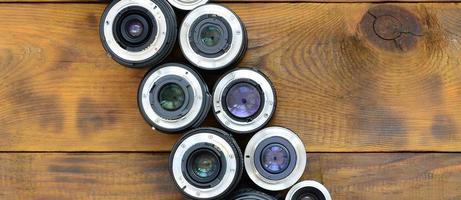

left=225, top=82, right=261, bottom=119
left=261, top=144, right=289, bottom=174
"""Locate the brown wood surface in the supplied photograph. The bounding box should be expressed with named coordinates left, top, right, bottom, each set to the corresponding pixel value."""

left=0, top=153, right=459, bottom=199
left=1, top=1, right=461, bottom=199
left=1, top=3, right=461, bottom=152
left=1, top=0, right=460, bottom=3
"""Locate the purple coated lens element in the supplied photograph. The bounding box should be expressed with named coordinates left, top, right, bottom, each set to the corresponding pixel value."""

left=261, top=144, right=289, bottom=174
left=126, top=19, right=144, bottom=38
left=225, top=82, right=261, bottom=119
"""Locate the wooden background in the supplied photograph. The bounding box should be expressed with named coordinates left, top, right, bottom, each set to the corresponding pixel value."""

left=0, top=0, right=461, bottom=199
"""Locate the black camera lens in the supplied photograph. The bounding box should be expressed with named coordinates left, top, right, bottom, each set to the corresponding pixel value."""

left=167, top=0, right=208, bottom=10
left=213, top=68, right=276, bottom=134
left=180, top=4, right=247, bottom=70
left=245, top=127, right=306, bottom=191
left=100, top=0, right=177, bottom=68
left=170, top=128, right=243, bottom=199
left=229, top=188, right=277, bottom=200
left=138, top=63, right=211, bottom=133
left=285, top=181, right=331, bottom=200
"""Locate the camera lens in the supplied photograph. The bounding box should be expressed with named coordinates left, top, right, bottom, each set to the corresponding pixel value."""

left=229, top=188, right=277, bottom=200
left=213, top=68, right=276, bottom=134
left=244, top=127, right=306, bottom=191
left=170, top=128, right=243, bottom=199
left=100, top=0, right=177, bottom=68
left=285, top=181, right=332, bottom=200
left=138, top=63, right=211, bottom=133
left=167, top=0, right=208, bottom=10
left=180, top=4, right=247, bottom=70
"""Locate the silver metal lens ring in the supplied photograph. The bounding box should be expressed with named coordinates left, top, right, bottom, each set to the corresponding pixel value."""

left=213, top=68, right=276, bottom=134
left=286, top=181, right=332, bottom=200
left=100, top=0, right=177, bottom=67
left=180, top=4, right=247, bottom=70
left=244, top=127, right=306, bottom=191
left=229, top=188, right=277, bottom=200
left=138, top=63, right=211, bottom=133
left=168, top=0, right=208, bottom=10
left=169, top=128, right=243, bottom=200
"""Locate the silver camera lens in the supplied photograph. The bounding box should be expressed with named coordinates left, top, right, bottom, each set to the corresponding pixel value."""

left=213, top=68, right=276, bottom=134
left=100, top=0, right=177, bottom=68
left=179, top=4, right=247, bottom=70
left=138, top=63, right=211, bottom=133
left=229, top=188, right=277, bottom=200
left=168, top=0, right=208, bottom=10
left=286, top=181, right=332, bottom=200
left=244, top=127, right=306, bottom=191
left=169, top=127, right=243, bottom=199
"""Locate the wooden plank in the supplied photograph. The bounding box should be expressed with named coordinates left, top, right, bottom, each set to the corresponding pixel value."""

left=1, top=0, right=460, bottom=3
left=0, top=153, right=460, bottom=199
left=1, top=4, right=461, bottom=152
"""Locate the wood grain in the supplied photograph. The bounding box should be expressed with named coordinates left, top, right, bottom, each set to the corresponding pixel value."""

left=1, top=0, right=461, bottom=3
left=0, top=153, right=459, bottom=199
left=1, top=4, right=461, bottom=152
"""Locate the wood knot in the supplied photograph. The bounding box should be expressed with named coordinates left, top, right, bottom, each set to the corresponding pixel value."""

left=360, top=5, right=423, bottom=52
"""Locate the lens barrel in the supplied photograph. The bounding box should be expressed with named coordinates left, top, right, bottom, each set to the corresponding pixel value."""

left=180, top=4, right=247, bottom=70
left=169, top=127, right=243, bottom=199
left=138, top=63, right=211, bottom=133
left=213, top=68, right=276, bottom=134
left=244, top=127, right=306, bottom=191
left=100, top=0, right=177, bottom=68
left=285, top=181, right=332, bottom=200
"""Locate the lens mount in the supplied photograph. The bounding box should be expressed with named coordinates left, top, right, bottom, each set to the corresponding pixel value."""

left=170, top=128, right=243, bottom=199
left=100, top=0, right=177, bottom=68
left=244, top=127, right=306, bottom=191
left=229, top=188, right=277, bottom=200
left=168, top=0, right=208, bottom=10
left=180, top=4, right=247, bottom=70
left=285, top=181, right=332, bottom=200
left=213, top=68, right=276, bottom=134
left=138, top=63, right=211, bottom=133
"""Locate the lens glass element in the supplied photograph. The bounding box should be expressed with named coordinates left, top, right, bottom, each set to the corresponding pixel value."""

left=191, top=150, right=219, bottom=178
left=158, top=83, right=185, bottom=111
left=126, top=19, right=144, bottom=38
left=225, top=82, right=261, bottom=119
left=261, top=144, right=289, bottom=174
left=200, top=25, right=222, bottom=47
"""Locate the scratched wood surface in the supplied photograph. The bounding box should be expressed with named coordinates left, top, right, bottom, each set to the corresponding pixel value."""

left=0, top=1, right=461, bottom=200
left=0, top=153, right=460, bottom=200
left=1, top=3, right=461, bottom=152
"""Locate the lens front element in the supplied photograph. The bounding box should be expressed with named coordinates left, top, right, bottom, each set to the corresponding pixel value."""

left=261, top=144, right=290, bottom=174
left=200, top=25, right=222, bottom=47
left=225, top=82, right=262, bottom=119
left=126, top=19, right=144, bottom=38
left=159, top=83, right=186, bottom=111
left=189, top=149, right=220, bottom=180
